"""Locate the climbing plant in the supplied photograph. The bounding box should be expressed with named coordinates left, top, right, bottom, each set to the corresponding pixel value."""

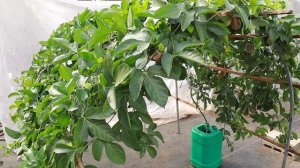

left=5, top=0, right=300, bottom=167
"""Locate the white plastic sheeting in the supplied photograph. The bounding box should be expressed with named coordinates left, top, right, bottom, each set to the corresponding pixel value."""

left=0, top=0, right=200, bottom=143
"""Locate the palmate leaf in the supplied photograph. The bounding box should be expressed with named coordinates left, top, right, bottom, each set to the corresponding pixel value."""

left=73, top=29, right=89, bottom=44
left=143, top=73, right=170, bottom=107
left=236, top=6, right=249, bottom=29
left=161, top=53, right=175, bottom=77
left=5, top=127, right=22, bottom=139
left=87, top=120, right=117, bottom=141
left=129, top=70, right=144, bottom=101
left=84, top=107, right=113, bottom=120
left=73, top=119, right=89, bottom=147
left=114, top=63, right=133, bottom=86
left=207, top=22, right=230, bottom=36
left=92, top=139, right=104, bottom=161
left=59, top=64, right=72, bottom=81
left=105, top=142, right=126, bottom=164
left=180, top=10, right=195, bottom=31
left=154, top=3, right=185, bottom=19
left=177, top=50, right=206, bottom=66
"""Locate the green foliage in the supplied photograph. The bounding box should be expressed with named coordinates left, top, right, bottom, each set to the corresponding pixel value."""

left=6, top=0, right=300, bottom=167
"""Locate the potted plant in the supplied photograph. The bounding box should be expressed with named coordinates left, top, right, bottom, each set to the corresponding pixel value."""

left=4, top=0, right=300, bottom=167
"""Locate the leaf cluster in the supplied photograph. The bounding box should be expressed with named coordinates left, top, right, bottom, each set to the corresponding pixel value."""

left=6, top=0, right=300, bottom=167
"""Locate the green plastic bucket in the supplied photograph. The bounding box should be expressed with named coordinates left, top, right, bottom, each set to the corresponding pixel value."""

left=190, top=123, right=223, bottom=168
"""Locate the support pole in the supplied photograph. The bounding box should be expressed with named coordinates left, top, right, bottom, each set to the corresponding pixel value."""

left=175, top=80, right=180, bottom=134
left=281, top=62, right=295, bottom=168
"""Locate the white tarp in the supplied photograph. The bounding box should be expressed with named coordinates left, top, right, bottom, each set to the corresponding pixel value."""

left=0, top=0, right=201, bottom=143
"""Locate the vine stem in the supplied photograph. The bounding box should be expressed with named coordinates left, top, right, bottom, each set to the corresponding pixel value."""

left=150, top=52, right=300, bottom=88
left=281, top=61, right=295, bottom=168
left=190, top=89, right=209, bottom=132
left=75, top=153, right=84, bottom=168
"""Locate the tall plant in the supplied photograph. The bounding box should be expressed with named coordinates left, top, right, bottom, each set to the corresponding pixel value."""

left=5, top=0, right=300, bottom=167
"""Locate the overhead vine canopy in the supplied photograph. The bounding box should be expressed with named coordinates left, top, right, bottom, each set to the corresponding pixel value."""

left=6, top=0, right=300, bottom=167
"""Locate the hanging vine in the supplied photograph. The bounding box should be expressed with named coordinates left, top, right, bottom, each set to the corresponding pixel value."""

left=5, top=0, right=300, bottom=167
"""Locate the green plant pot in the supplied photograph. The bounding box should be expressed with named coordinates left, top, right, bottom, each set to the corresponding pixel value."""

left=190, top=123, right=223, bottom=168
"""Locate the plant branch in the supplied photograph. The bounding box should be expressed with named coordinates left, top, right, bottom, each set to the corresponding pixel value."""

left=229, top=34, right=300, bottom=39
left=189, top=89, right=209, bottom=128
left=216, top=9, right=293, bottom=17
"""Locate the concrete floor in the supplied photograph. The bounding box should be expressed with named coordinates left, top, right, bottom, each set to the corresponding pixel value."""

left=1, top=114, right=300, bottom=168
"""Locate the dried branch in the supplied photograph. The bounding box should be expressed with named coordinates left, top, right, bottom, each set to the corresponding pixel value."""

left=205, top=64, right=300, bottom=89
left=229, top=34, right=300, bottom=39
left=215, top=9, right=293, bottom=17
left=150, top=52, right=300, bottom=88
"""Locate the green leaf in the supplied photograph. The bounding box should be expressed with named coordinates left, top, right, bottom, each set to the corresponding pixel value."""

left=95, top=44, right=105, bottom=58
left=127, top=8, right=133, bottom=28
left=57, top=152, right=75, bottom=168
left=52, top=53, right=72, bottom=64
left=66, top=78, right=76, bottom=95
left=8, top=92, right=19, bottom=98
left=73, top=29, right=89, bottom=44
left=129, top=70, right=144, bottom=101
left=138, top=112, right=153, bottom=124
left=5, top=127, right=22, bottom=139
left=121, top=31, right=150, bottom=42
left=76, top=88, right=88, bottom=102
left=129, top=95, right=147, bottom=113
left=49, top=81, right=67, bottom=96
left=114, top=63, right=133, bottom=86
left=54, top=143, right=74, bottom=154
left=135, top=52, right=148, bottom=69
left=88, top=29, right=110, bottom=48
left=195, top=21, right=209, bottom=42
left=115, top=39, right=140, bottom=56
left=59, top=64, right=73, bottom=81
left=180, top=10, right=195, bottom=31
left=87, top=120, right=117, bottom=141
left=52, top=38, right=76, bottom=52
left=143, top=73, right=170, bottom=107
left=85, top=165, right=97, bottom=168
left=92, top=139, right=104, bottom=161
left=161, top=53, right=175, bottom=77
left=147, top=146, right=157, bottom=158
left=177, top=51, right=206, bottom=65
left=118, top=96, right=131, bottom=129
left=74, top=119, right=89, bottom=147
left=120, top=130, right=141, bottom=151
left=207, top=22, right=230, bottom=36
left=236, top=6, right=249, bottom=29
left=153, top=131, right=164, bottom=143
left=78, top=51, right=98, bottom=69
left=105, top=142, right=126, bottom=164
left=147, top=64, right=181, bottom=80
left=174, top=41, right=202, bottom=53
left=107, top=87, right=116, bottom=110
left=84, top=107, right=113, bottom=120
left=195, top=6, right=218, bottom=15
left=154, top=3, right=184, bottom=19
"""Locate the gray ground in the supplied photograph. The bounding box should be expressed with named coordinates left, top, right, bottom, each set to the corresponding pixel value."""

left=2, top=113, right=300, bottom=168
